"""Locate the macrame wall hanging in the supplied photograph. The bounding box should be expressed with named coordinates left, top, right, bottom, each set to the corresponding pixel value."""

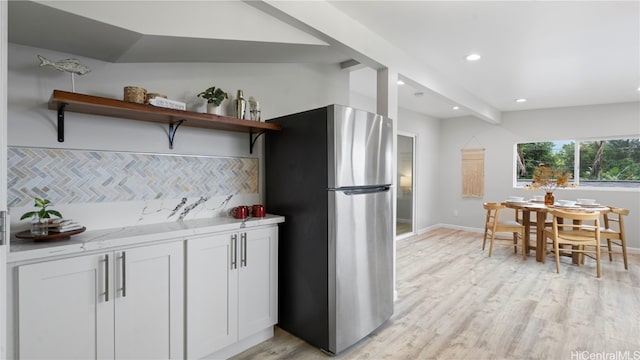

left=461, top=147, right=485, bottom=198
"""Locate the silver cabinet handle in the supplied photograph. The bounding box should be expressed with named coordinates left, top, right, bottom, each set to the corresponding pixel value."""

left=0, top=211, right=6, bottom=246
left=231, top=234, right=238, bottom=269
left=104, top=254, right=110, bottom=302
left=241, top=232, right=247, bottom=267
left=121, top=252, right=127, bottom=297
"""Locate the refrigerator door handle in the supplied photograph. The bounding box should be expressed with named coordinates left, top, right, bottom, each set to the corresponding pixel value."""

left=341, top=185, right=390, bottom=195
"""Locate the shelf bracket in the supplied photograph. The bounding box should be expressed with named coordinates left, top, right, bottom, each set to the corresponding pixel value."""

left=57, top=103, right=67, bottom=142
left=249, top=129, right=267, bottom=154
left=168, top=119, right=186, bottom=149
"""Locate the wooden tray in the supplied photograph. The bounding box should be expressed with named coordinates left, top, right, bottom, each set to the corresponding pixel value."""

left=15, top=227, right=86, bottom=242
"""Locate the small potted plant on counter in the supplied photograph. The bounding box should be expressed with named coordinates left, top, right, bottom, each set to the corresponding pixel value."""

left=197, top=86, right=228, bottom=115
left=20, top=197, right=63, bottom=236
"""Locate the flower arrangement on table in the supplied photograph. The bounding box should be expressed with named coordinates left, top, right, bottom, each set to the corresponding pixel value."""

left=524, top=165, right=576, bottom=205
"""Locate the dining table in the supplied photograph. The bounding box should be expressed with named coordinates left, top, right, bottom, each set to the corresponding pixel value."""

left=502, top=200, right=611, bottom=262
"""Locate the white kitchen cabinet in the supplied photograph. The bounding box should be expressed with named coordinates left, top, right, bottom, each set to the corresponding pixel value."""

left=18, top=250, right=114, bottom=359
left=114, top=242, right=184, bottom=359
left=17, top=241, right=183, bottom=359
left=186, top=226, right=278, bottom=359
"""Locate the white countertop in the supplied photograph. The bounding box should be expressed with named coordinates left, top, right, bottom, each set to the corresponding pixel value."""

left=9, top=214, right=285, bottom=263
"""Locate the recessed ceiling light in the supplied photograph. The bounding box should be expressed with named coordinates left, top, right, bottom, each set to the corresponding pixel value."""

left=466, top=54, right=481, bottom=61
left=397, top=80, right=405, bottom=85
left=452, top=106, right=460, bottom=110
left=515, top=98, right=527, bottom=103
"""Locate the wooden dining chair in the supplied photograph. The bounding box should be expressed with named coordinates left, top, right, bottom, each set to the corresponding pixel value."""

left=482, top=203, right=526, bottom=259
left=544, top=209, right=602, bottom=277
left=600, top=207, right=630, bottom=270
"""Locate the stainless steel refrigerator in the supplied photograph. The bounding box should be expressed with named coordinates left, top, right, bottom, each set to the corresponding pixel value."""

left=265, top=105, right=394, bottom=355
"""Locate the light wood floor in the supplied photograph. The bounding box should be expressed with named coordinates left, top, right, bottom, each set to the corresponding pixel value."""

left=232, top=228, right=640, bottom=360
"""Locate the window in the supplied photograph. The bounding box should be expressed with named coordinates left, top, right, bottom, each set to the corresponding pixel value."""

left=516, top=137, right=640, bottom=189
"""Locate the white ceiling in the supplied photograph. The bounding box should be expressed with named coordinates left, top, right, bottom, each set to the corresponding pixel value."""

left=8, top=1, right=640, bottom=120
left=331, top=1, right=640, bottom=117
left=7, top=1, right=351, bottom=64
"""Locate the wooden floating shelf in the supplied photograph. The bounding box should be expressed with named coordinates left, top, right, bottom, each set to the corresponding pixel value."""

left=48, top=90, right=281, bottom=152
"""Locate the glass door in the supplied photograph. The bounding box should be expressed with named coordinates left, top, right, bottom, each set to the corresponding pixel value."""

left=396, top=133, right=415, bottom=237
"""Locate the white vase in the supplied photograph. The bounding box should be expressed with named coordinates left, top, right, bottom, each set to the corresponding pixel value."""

left=207, top=101, right=229, bottom=116
left=206, top=103, right=221, bottom=115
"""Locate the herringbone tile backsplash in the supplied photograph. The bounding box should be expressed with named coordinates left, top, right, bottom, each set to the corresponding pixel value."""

left=7, top=147, right=258, bottom=208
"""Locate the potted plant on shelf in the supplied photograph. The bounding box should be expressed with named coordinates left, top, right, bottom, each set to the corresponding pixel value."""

left=197, top=86, right=228, bottom=115
left=20, top=197, right=63, bottom=236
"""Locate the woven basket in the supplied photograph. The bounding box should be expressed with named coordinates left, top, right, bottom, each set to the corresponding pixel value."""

left=123, top=86, right=147, bottom=104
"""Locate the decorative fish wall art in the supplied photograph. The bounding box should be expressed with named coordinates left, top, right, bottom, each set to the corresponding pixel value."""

left=38, top=55, right=91, bottom=75
left=37, top=54, right=91, bottom=92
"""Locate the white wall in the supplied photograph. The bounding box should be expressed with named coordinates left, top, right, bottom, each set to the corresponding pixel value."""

left=8, top=43, right=349, bottom=229
left=397, top=108, right=440, bottom=234
left=438, top=102, right=640, bottom=249
left=9, top=43, right=348, bottom=154
left=348, top=91, right=376, bottom=114
left=13, top=42, right=638, bottom=247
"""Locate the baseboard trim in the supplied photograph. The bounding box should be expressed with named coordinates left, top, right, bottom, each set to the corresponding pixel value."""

left=410, top=223, right=640, bottom=254
left=204, top=327, right=274, bottom=359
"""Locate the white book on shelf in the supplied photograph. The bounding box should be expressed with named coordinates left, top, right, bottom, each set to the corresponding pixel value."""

left=148, top=97, right=186, bottom=110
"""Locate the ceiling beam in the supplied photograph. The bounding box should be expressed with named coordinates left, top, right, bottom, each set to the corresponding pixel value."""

left=340, top=59, right=364, bottom=71
left=248, top=0, right=502, bottom=124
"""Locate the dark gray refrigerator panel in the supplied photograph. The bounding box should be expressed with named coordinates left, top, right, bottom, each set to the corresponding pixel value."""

left=265, top=105, right=394, bottom=355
